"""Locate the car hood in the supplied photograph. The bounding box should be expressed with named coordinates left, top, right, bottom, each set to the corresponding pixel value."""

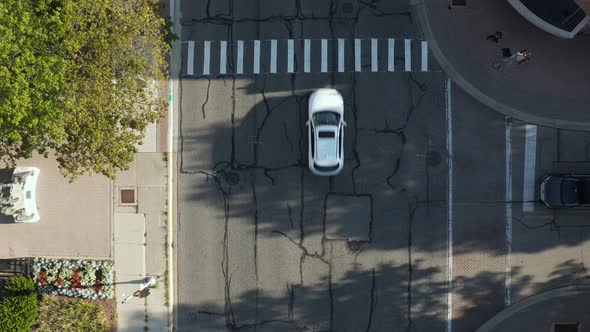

left=309, top=89, right=343, bottom=114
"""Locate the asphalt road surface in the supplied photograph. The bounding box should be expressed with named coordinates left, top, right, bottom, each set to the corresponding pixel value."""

left=175, top=1, right=590, bottom=331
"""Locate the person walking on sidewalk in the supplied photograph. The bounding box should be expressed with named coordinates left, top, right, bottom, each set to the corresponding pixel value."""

left=486, top=31, right=503, bottom=43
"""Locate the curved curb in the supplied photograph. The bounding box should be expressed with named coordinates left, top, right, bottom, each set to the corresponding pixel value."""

left=410, top=0, right=590, bottom=131
left=476, top=284, right=590, bottom=332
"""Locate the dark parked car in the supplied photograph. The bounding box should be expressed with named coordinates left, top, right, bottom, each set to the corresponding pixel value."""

left=540, top=175, right=590, bottom=208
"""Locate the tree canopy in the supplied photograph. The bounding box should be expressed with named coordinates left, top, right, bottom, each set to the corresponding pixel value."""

left=0, top=0, right=170, bottom=181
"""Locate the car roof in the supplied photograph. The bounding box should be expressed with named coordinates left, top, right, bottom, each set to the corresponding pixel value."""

left=314, top=126, right=339, bottom=166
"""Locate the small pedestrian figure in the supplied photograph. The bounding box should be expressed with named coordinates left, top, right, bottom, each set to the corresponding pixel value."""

left=486, top=31, right=503, bottom=43
left=515, top=49, right=531, bottom=64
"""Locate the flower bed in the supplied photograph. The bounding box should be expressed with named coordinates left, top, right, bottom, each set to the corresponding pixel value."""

left=32, top=257, right=114, bottom=300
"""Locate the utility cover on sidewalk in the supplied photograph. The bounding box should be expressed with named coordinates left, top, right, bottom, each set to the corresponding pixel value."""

left=325, top=193, right=372, bottom=241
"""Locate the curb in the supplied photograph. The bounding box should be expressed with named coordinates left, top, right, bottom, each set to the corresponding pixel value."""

left=410, top=0, right=590, bottom=131
left=477, top=284, right=590, bottom=331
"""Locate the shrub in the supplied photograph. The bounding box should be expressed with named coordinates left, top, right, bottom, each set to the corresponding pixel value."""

left=0, top=276, right=38, bottom=332
left=36, top=295, right=111, bottom=332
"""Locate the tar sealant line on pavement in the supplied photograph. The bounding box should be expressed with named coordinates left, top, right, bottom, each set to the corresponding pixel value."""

left=187, top=41, right=195, bottom=75
left=287, top=39, right=294, bottom=73
left=237, top=40, right=244, bottom=74
left=405, top=39, right=411, bottom=72
left=523, top=124, right=538, bottom=212
left=270, top=39, right=277, bottom=73
left=321, top=39, right=328, bottom=73
left=304, top=39, right=311, bottom=73
left=505, top=118, right=512, bottom=306
left=388, top=38, right=395, bottom=72
left=421, top=41, right=428, bottom=72
left=220, top=41, right=227, bottom=74
left=355, top=39, right=361, bottom=72
left=253, top=40, right=261, bottom=74
left=446, top=78, right=454, bottom=332
left=338, top=39, right=345, bottom=73
left=203, top=41, right=211, bottom=75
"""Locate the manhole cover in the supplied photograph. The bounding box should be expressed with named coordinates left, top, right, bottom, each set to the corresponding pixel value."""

left=342, top=2, right=354, bottom=13
left=347, top=240, right=362, bottom=252
left=223, top=171, right=240, bottom=186
left=426, top=151, right=442, bottom=167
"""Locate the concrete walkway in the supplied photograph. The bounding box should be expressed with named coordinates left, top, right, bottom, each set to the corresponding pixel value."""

left=114, top=124, right=170, bottom=330
left=412, top=0, right=590, bottom=130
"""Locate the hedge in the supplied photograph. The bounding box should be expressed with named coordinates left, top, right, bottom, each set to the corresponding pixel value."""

left=0, top=276, right=38, bottom=332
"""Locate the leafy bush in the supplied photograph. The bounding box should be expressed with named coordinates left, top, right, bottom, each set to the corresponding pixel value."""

left=0, top=276, right=38, bottom=332
left=36, top=295, right=112, bottom=332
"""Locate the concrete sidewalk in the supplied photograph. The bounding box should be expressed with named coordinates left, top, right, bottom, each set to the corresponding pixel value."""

left=114, top=111, right=170, bottom=331
left=412, top=0, right=590, bottom=130
left=114, top=153, right=169, bottom=332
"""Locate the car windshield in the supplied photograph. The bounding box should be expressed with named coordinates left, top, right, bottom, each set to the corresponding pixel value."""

left=561, top=178, right=582, bottom=205
left=313, top=111, right=340, bottom=125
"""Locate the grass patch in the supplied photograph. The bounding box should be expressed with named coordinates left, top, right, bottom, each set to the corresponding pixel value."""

left=34, top=294, right=116, bottom=332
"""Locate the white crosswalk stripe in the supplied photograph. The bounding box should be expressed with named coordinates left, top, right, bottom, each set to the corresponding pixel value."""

left=184, top=38, right=433, bottom=76
left=304, top=39, right=311, bottom=73
left=355, top=39, right=362, bottom=72
left=388, top=38, right=395, bottom=72
left=203, top=41, right=211, bottom=75
left=338, top=38, right=345, bottom=73
left=220, top=41, right=227, bottom=74
left=287, top=39, right=294, bottom=73
left=236, top=40, right=244, bottom=74
left=321, top=39, right=328, bottom=73
left=404, top=38, right=411, bottom=72
left=187, top=41, right=195, bottom=75
left=371, top=38, right=378, bottom=72
left=253, top=40, right=261, bottom=74
left=421, top=40, right=428, bottom=72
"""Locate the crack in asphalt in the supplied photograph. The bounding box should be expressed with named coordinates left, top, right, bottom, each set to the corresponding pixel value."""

left=178, top=1, right=435, bottom=330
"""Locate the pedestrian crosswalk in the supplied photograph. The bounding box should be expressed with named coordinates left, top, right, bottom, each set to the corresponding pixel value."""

left=183, top=38, right=433, bottom=76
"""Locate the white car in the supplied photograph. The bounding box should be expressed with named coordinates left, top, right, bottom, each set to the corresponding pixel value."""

left=307, top=89, right=346, bottom=176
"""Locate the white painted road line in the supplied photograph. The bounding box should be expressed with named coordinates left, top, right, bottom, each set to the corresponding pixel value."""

left=321, top=39, right=328, bottom=73
left=253, top=40, right=261, bottom=74
left=203, top=40, right=211, bottom=75
left=405, top=39, right=411, bottom=72
left=388, top=38, right=395, bottom=72
left=355, top=39, right=361, bottom=72
left=446, top=78, right=453, bottom=332
left=237, top=40, right=244, bottom=74
left=505, top=118, right=512, bottom=306
left=371, top=38, right=378, bottom=72
left=187, top=41, right=195, bottom=75
left=270, top=39, right=277, bottom=73
left=523, top=124, right=537, bottom=212
left=185, top=38, right=434, bottom=75
left=421, top=40, right=428, bottom=72
left=304, top=39, right=311, bottom=73
left=220, top=41, right=227, bottom=74
left=338, top=38, right=345, bottom=73
left=287, top=39, right=294, bottom=73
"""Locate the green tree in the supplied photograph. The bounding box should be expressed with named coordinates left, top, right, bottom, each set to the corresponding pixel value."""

left=0, top=0, right=169, bottom=181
